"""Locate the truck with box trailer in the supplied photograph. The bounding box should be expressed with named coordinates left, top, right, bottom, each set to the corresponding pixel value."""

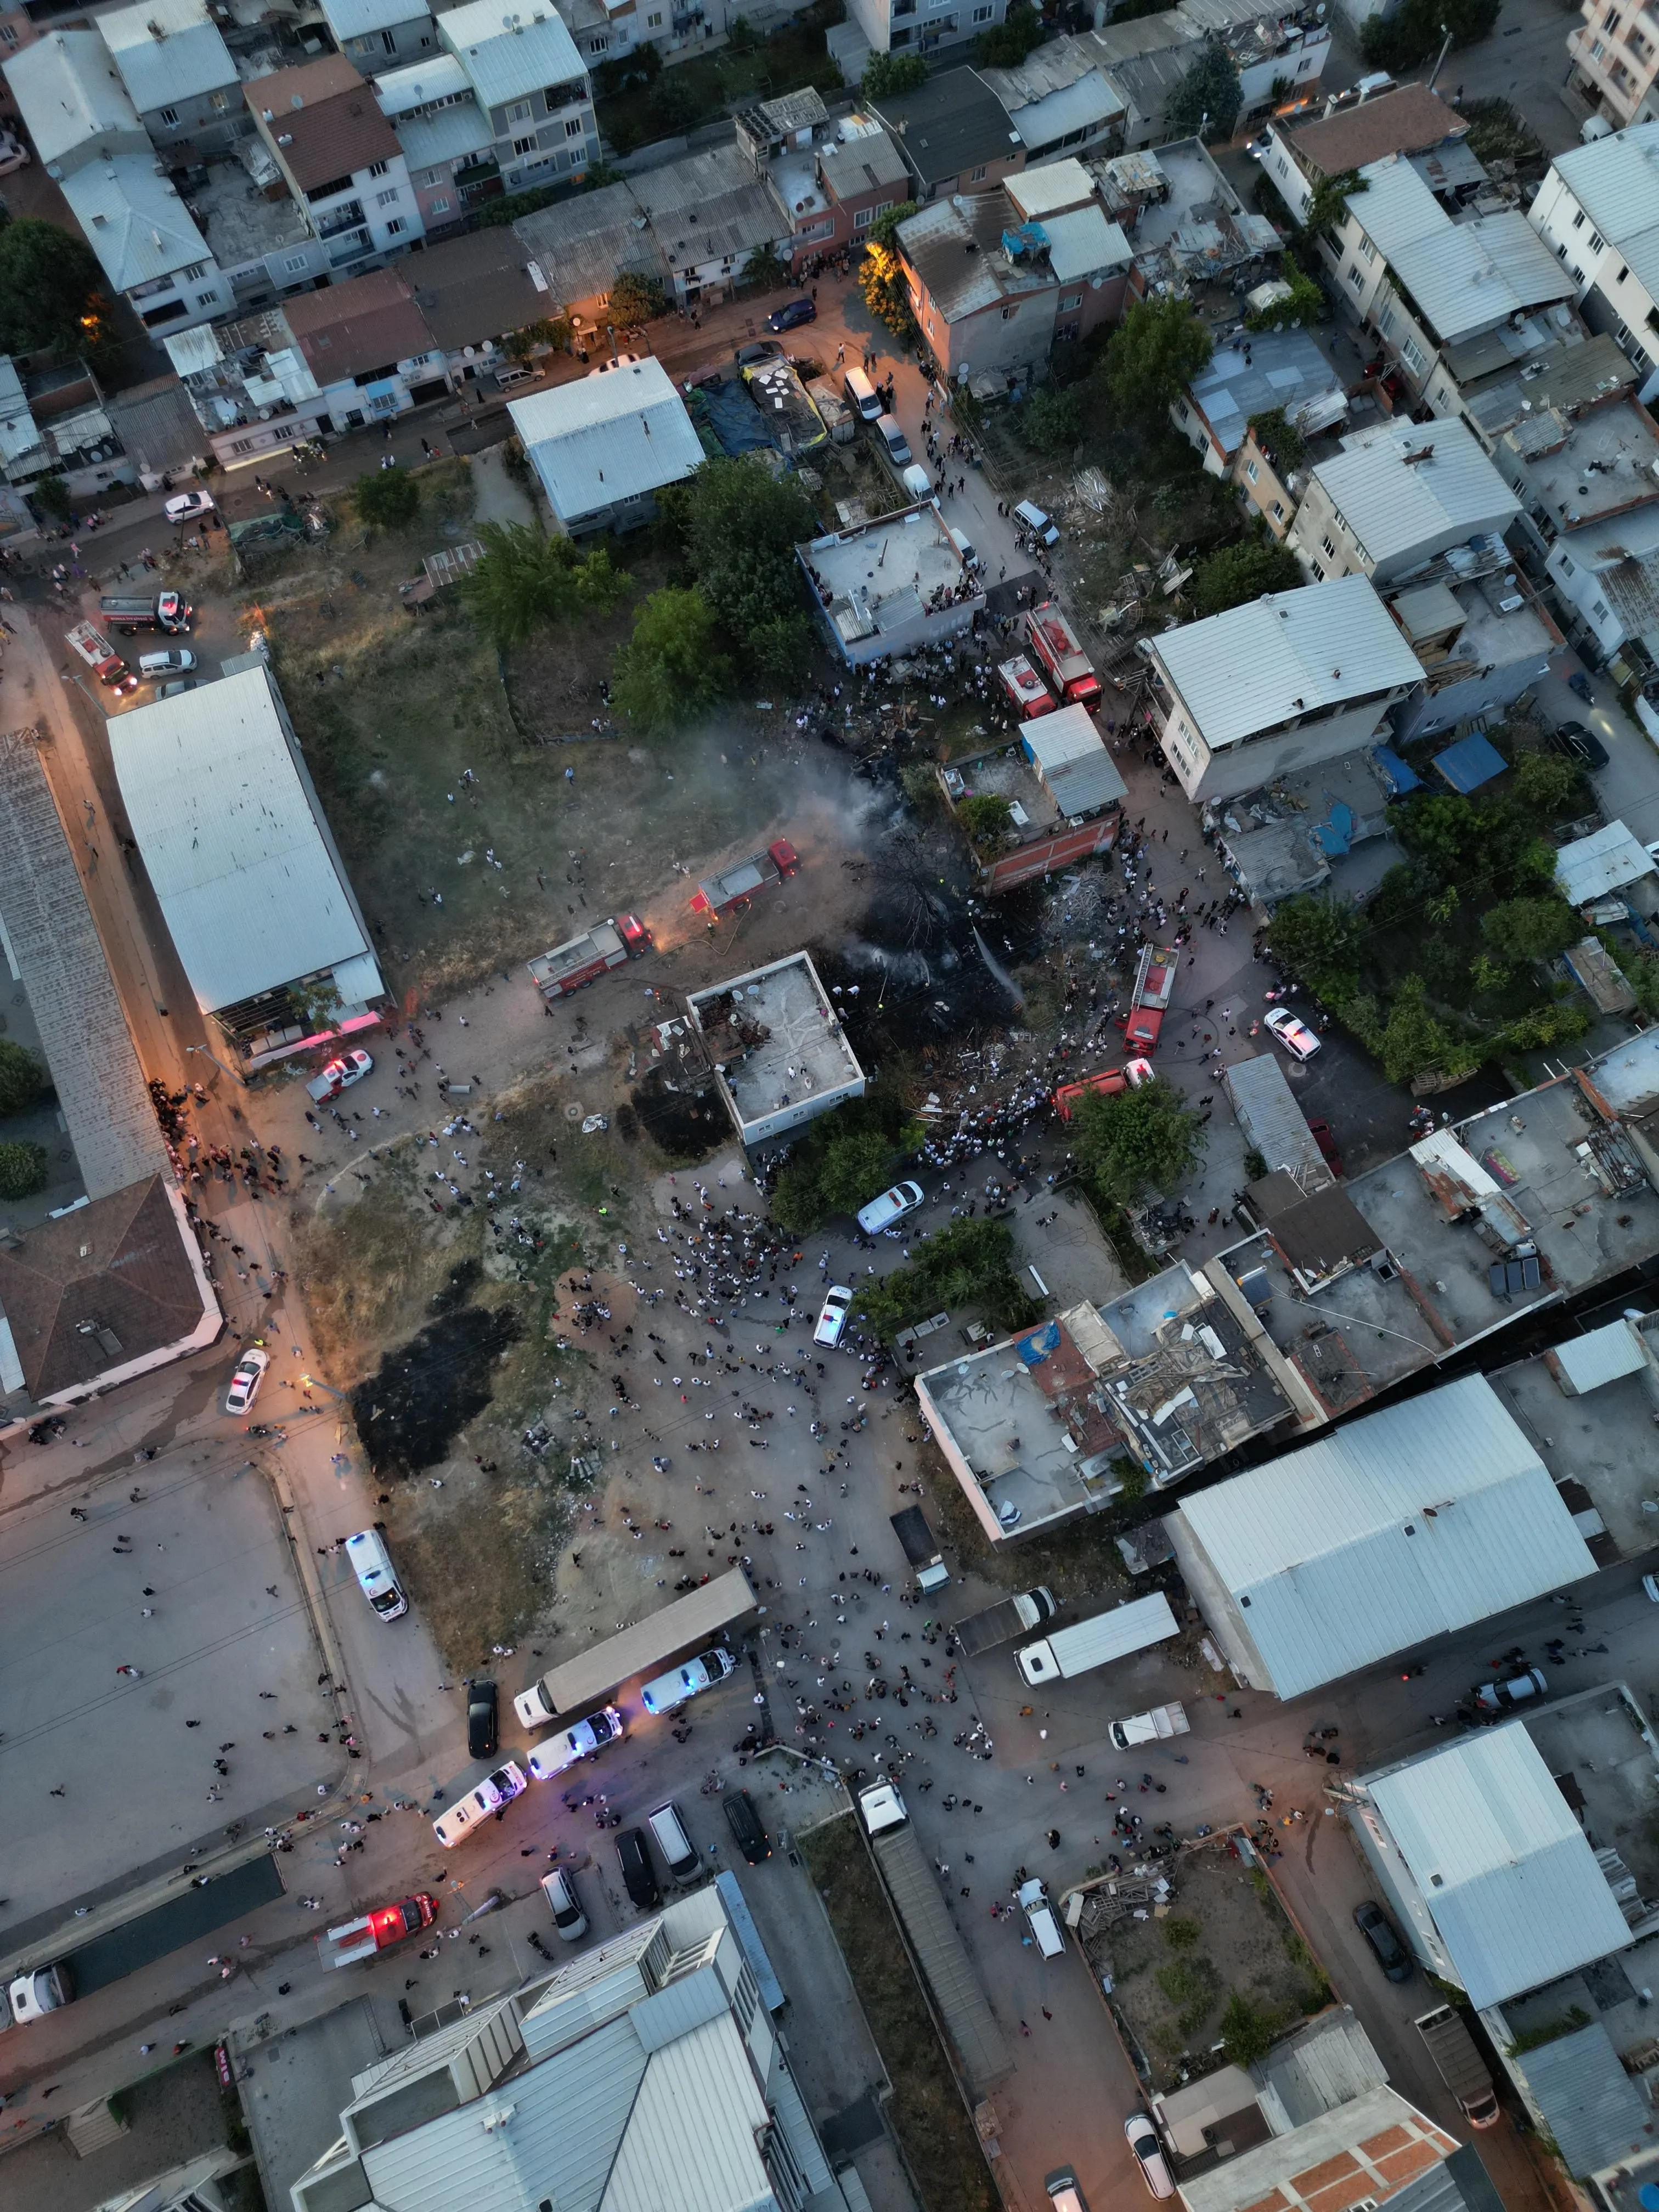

left=1024, top=601, right=1102, bottom=708
left=316, top=1893, right=437, bottom=1970
left=528, top=914, right=649, bottom=1001
left=690, top=839, right=800, bottom=919
left=98, top=590, right=191, bottom=634
left=950, top=1585, right=1056, bottom=1657
left=1414, top=2005, right=1499, bottom=2126
left=1016, top=1590, right=1178, bottom=1687
left=1109, top=1701, right=1189, bottom=1748
left=514, top=1565, right=758, bottom=1730
left=1224, top=1052, right=1331, bottom=1184
left=890, top=1505, right=950, bottom=1596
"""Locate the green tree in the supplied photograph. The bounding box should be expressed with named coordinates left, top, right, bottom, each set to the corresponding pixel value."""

left=0, top=218, right=119, bottom=367
left=612, top=587, right=730, bottom=731
left=1244, top=262, right=1325, bottom=331
left=815, top=1128, right=902, bottom=1218
left=0, top=1141, right=48, bottom=1200
left=748, top=611, right=815, bottom=685
left=352, top=467, right=420, bottom=534
left=1246, top=408, right=1306, bottom=470
left=1188, top=539, right=1302, bottom=618
left=1020, top=385, right=1084, bottom=455
left=1073, top=1077, right=1205, bottom=1207
left=868, top=201, right=919, bottom=255
left=975, top=0, right=1044, bottom=66
left=0, top=1040, right=44, bottom=1118
left=1304, top=169, right=1368, bottom=247
left=1101, top=295, right=1212, bottom=425
left=1266, top=894, right=1364, bottom=998
left=32, top=475, right=71, bottom=521
left=609, top=268, right=668, bottom=326
left=673, top=455, right=815, bottom=661
left=1164, top=40, right=1243, bottom=142
left=861, top=51, right=928, bottom=95
left=1372, top=976, right=1481, bottom=1086
left=860, top=1218, right=1040, bottom=1334
left=1481, top=896, right=1582, bottom=964
left=463, top=521, right=632, bottom=649
left=1361, top=0, right=1499, bottom=72
left=957, top=794, right=1015, bottom=851
left=1220, top=1993, right=1279, bottom=2069
left=740, top=240, right=788, bottom=293
left=858, top=237, right=917, bottom=342
left=1513, top=747, right=1581, bottom=817
left=506, top=314, right=572, bottom=362
left=289, top=975, right=344, bottom=1035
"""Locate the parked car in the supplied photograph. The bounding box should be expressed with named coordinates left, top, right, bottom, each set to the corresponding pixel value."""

left=1474, top=1665, right=1548, bottom=1712
left=306, top=1047, right=373, bottom=1101
left=138, top=648, right=197, bottom=678
left=1550, top=720, right=1609, bottom=769
left=540, top=1865, right=588, bottom=1940
left=641, top=1646, right=737, bottom=1716
left=225, top=1346, right=269, bottom=1415
left=588, top=351, right=642, bottom=376
left=526, top=1705, right=625, bottom=1780
left=1307, top=1119, right=1343, bottom=1176
left=765, top=296, right=816, bottom=333
left=466, top=1678, right=499, bottom=1760
left=1124, top=2111, right=1175, bottom=2198
left=1354, top=1899, right=1413, bottom=1982
left=163, top=489, right=215, bottom=524
left=0, top=128, right=32, bottom=177
left=857, top=1179, right=924, bottom=1234
left=1045, top=2169, right=1092, bottom=2212
left=876, top=413, right=911, bottom=466
left=1013, top=499, right=1059, bottom=546
left=735, top=339, right=783, bottom=367
left=814, top=1285, right=853, bottom=1348
left=157, top=678, right=199, bottom=699
left=616, top=1826, right=661, bottom=1909
left=1264, top=1006, right=1322, bottom=1061
left=723, top=1787, right=770, bottom=1863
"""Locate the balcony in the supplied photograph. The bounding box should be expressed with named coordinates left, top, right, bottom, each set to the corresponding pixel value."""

left=316, top=200, right=367, bottom=239
left=327, top=228, right=371, bottom=265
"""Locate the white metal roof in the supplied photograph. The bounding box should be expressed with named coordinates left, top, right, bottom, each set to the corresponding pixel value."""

left=1175, top=1374, right=1597, bottom=1697
left=1368, top=1726, right=1633, bottom=2007
left=1353, top=156, right=1573, bottom=342
left=1043, top=203, right=1132, bottom=282
left=108, top=665, right=374, bottom=1015
left=1006, top=157, right=1097, bottom=217
left=1151, top=573, right=1422, bottom=751
left=393, top=96, right=491, bottom=171
left=1311, top=416, right=1520, bottom=567
left=1550, top=1316, right=1647, bottom=1393
left=320, top=0, right=433, bottom=41
left=510, top=357, right=703, bottom=525
left=99, top=0, right=236, bottom=112
left=441, top=0, right=584, bottom=111
left=1555, top=818, right=1656, bottom=906
left=61, top=159, right=213, bottom=290
left=1024, top=703, right=1127, bottom=815
left=4, top=32, right=142, bottom=167
left=1547, top=122, right=1659, bottom=304
left=374, top=52, right=470, bottom=115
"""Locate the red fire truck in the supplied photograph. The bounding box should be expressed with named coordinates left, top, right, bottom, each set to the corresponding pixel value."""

left=1053, top=1058, right=1153, bottom=1119
left=1024, top=601, right=1102, bottom=709
left=528, top=915, right=650, bottom=1000
left=65, top=622, right=136, bottom=692
left=1122, top=944, right=1178, bottom=1052
left=996, top=654, right=1056, bottom=721
left=691, top=839, right=800, bottom=918
left=316, top=1893, right=438, bottom=1970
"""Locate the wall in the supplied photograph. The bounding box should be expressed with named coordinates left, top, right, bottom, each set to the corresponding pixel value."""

left=1530, top=165, right=1659, bottom=386
left=983, top=813, right=1117, bottom=890
left=1155, top=691, right=1408, bottom=802
left=910, top=280, right=1057, bottom=380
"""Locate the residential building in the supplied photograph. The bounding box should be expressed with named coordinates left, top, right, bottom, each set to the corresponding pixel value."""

left=865, top=69, right=1028, bottom=201
left=688, top=953, right=864, bottom=1148
left=290, top=1883, right=839, bottom=2212
left=374, top=53, right=495, bottom=235
left=246, top=55, right=422, bottom=280
left=279, top=266, right=447, bottom=428
left=627, top=140, right=788, bottom=308
left=513, top=176, right=657, bottom=329
left=1385, top=566, right=1562, bottom=744
left=918, top=1257, right=1308, bottom=1542
left=166, top=312, right=332, bottom=467
left=1171, top=326, right=1348, bottom=494
left=1091, top=139, right=1283, bottom=313
left=1143, top=573, right=1423, bottom=803
left=406, top=227, right=553, bottom=387
left=738, top=95, right=909, bottom=261
left=555, top=0, right=734, bottom=70
left=1567, top=0, right=1659, bottom=131
left=319, top=0, right=437, bottom=74
left=3, top=30, right=150, bottom=174
left=1288, top=415, right=1521, bottom=585
left=800, top=499, right=985, bottom=665
left=1176, top=0, right=1330, bottom=118
left=1527, top=122, right=1659, bottom=398
left=842, top=0, right=1008, bottom=63
left=938, top=705, right=1127, bottom=890
left=979, top=40, right=1125, bottom=163
left=1165, top=1373, right=1599, bottom=1699
left=509, top=356, right=703, bottom=534
left=437, top=0, right=597, bottom=201
left=0, top=7, right=39, bottom=131
left=109, top=662, right=385, bottom=1068
left=1260, top=79, right=1472, bottom=228
left=1068, top=12, right=1203, bottom=149
left=97, top=0, right=241, bottom=155
left=63, top=160, right=235, bottom=332
left=896, top=174, right=1131, bottom=379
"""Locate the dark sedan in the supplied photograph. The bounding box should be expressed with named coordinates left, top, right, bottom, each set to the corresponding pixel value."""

left=765, top=296, right=816, bottom=333
left=1549, top=720, right=1609, bottom=769
left=1355, top=1899, right=1413, bottom=1982
left=466, top=1677, right=499, bottom=1761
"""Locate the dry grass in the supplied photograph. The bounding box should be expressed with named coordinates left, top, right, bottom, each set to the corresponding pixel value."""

left=292, top=1146, right=474, bottom=1376
left=388, top=1455, right=573, bottom=1674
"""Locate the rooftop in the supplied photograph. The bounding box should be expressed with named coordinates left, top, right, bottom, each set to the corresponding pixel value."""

left=1309, top=415, right=1521, bottom=571
left=978, top=47, right=1124, bottom=152
left=1353, top=156, right=1575, bottom=345
left=629, top=141, right=786, bottom=279
left=407, top=226, right=549, bottom=351
left=1556, top=818, right=1656, bottom=906
left=1545, top=120, right=1659, bottom=303
left=1281, top=80, right=1468, bottom=181
left=686, top=953, right=864, bottom=1144
left=319, top=0, right=433, bottom=42
left=1178, top=2086, right=1458, bottom=2212
left=506, top=357, right=703, bottom=524
left=1183, top=326, right=1347, bottom=459
left=98, top=0, right=236, bottom=112
left=1094, top=138, right=1279, bottom=277
left=61, top=157, right=215, bottom=290
left=1400, top=572, right=1559, bottom=693
left=800, top=502, right=980, bottom=651
left=1502, top=394, right=1659, bottom=531
left=513, top=178, right=654, bottom=304
left=4, top=30, right=142, bottom=167
left=866, top=66, right=1025, bottom=190
left=1487, top=1312, right=1659, bottom=1560
left=1463, top=331, right=1637, bottom=448
left=1024, top=703, right=1127, bottom=816
left=249, top=54, right=401, bottom=191
left=1148, top=573, right=1423, bottom=748
left=281, top=266, right=436, bottom=381
left=439, top=1, right=585, bottom=113
left=812, top=114, right=910, bottom=200
left=394, top=98, right=491, bottom=171
left=182, top=150, right=312, bottom=270
left=372, top=52, right=471, bottom=116
left=106, top=664, right=377, bottom=1018
left=898, top=190, right=1059, bottom=321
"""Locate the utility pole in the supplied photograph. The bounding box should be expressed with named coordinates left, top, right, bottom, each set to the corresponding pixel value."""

left=1427, top=24, right=1453, bottom=92
left=186, top=1040, right=247, bottom=1088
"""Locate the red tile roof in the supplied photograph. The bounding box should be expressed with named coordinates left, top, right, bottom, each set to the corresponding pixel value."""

left=281, top=266, right=436, bottom=380
left=246, top=53, right=400, bottom=192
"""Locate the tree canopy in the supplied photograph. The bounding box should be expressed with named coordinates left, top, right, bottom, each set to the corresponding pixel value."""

left=666, top=455, right=816, bottom=673
left=1361, top=0, right=1498, bottom=72
left=859, top=1219, right=1041, bottom=1335
left=1071, top=1077, right=1205, bottom=1207
left=1019, top=385, right=1085, bottom=455
left=1187, top=539, right=1302, bottom=619
left=0, top=218, right=118, bottom=369
left=352, top=467, right=420, bottom=533
left=858, top=237, right=917, bottom=342
left=608, top=268, right=667, bottom=325
left=861, top=51, right=927, bottom=95
left=1164, top=41, right=1242, bottom=142
left=0, top=1041, right=44, bottom=1119
left=0, top=1141, right=47, bottom=1200
left=767, top=1088, right=923, bottom=1234
left=975, top=0, right=1044, bottom=67
left=462, top=521, right=630, bottom=648
left=611, top=587, right=730, bottom=731
left=1101, top=296, right=1212, bottom=425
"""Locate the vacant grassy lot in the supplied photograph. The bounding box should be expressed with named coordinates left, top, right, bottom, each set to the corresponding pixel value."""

left=802, top=1814, right=998, bottom=2212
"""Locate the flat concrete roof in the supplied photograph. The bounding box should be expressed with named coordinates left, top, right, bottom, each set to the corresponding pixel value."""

left=1488, top=1314, right=1659, bottom=1561
left=1514, top=398, right=1659, bottom=530
left=686, top=953, right=864, bottom=1143
left=800, top=504, right=976, bottom=651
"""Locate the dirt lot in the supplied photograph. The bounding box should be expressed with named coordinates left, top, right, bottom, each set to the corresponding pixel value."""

left=1098, top=1842, right=1332, bottom=2092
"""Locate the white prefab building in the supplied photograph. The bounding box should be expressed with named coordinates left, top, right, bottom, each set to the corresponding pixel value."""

left=1164, top=1374, right=1598, bottom=1697
left=1527, top=123, right=1659, bottom=402
left=108, top=663, right=385, bottom=1065
left=687, top=952, right=865, bottom=1147
left=509, top=358, right=704, bottom=535
left=1142, top=574, right=1424, bottom=802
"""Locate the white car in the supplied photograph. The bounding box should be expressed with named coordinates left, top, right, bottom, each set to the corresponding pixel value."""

left=431, top=1761, right=527, bottom=1847
left=0, top=129, right=31, bottom=177
left=306, top=1046, right=374, bottom=1101
left=541, top=1865, right=588, bottom=1940
left=1013, top=499, right=1059, bottom=546
left=857, top=1179, right=924, bottom=1234
left=225, top=1346, right=270, bottom=1416
left=588, top=351, right=642, bottom=376
left=526, top=1705, right=625, bottom=1781
left=1263, top=1006, right=1321, bottom=1062
left=138, top=648, right=197, bottom=678
left=814, top=1285, right=853, bottom=1348
left=164, top=489, right=216, bottom=524
left=641, top=1645, right=737, bottom=1716
left=1125, top=2111, right=1175, bottom=2199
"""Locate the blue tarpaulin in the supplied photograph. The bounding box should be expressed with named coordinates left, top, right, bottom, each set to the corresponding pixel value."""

left=1372, top=746, right=1420, bottom=797
left=1017, top=1321, right=1060, bottom=1367
left=1432, top=732, right=1506, bottom=793
left=1311, top=800, right=1357, bottom=857
left=689, top=380, right=774, bottom=459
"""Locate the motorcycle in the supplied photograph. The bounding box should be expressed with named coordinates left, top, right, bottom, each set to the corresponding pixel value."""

left=1568, top=670, right=1594, bottom=704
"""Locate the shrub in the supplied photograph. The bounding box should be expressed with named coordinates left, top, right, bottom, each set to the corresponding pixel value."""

left=0, top=1039, right=45, bottom=1118
left=0, top=1141, right=48, bottom=1200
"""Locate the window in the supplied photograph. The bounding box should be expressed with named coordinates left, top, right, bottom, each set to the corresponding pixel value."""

left=1572, top=264, right=1585, bottom=284
left=376, top=186, right=400, bottom=206
left=1058, top=290, right=1082, bottom=310
left=1589, top=230, right=1604, bottom=251
left=565, top=115, right=584, bottom=134
left=1348, top=263, right=1363, bottom=287
left=970, top=163, right=987, bottom=180
left=1593, top=597, right=1609, bottom=619
left=648, top=9, right=663, bottom=21
left=159, top=105, right=178, bottom=125
left=1000, top=302, right=1017, bottom=319
left=1310, top=558, right=1325, bottom=580
left=1271, top=500, right=1285, bottom=520
left=196, top=290, right=218, bottom=306
left=510, top=100, right=531, bottom=122
left=589, top=33, right=608, bottom=50
left=1376, top=302, right=1396, bottom=335
left=430, top=195, right=452, bottom=213
left=973, top=3, right=992, bottom=15
left=382, top=27, right=396, bottom=49
left=181, top=261, right=208, bottom=280
left=1573, top=208, right=1586, bottom=228
left=854, top=204, right=876, bottom=227
left=368, top=159, right=390, bottom=177
left=1605, top=8, right=1621, bottom=26
left=1617, top=263, right=1629, bottom=282
left=1320, top=533, right=1337, bottom=560
left=282, top=251, right=310, bottom=272
left=211, top=91, right=228, bottom=109
left=1401, top=337, right=1426, bottom=376
left=513, top=135, right=537, bottom=155
left=1245, top=459, right=1259, bottom=483
left=386, top=216, right=407, bottom=234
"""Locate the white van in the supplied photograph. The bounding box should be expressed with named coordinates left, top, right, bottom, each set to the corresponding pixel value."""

left=647, top=1799, right=700, bottom=1885
left=1018, top=1876, right=1065, bottom=1959
left=345, top=1529, right=407, bottom=1621
left=432, top=1760, right=527, bottom=1847
left=843, top=365, right=883, bottom=420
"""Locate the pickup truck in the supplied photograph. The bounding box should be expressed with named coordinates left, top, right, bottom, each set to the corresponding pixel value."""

left=890, top=1505, right=950, bottom=1596
left=315, top=1893, right=437, bottom=1970
left=1109, top=1701, right=1189, bottom=1749
left=951, top=1587, right=1056, bottom=1658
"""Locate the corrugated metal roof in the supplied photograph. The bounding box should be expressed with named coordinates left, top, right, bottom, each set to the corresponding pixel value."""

left=1252, top=2007, right=1387, bottom=2130
left=1024, top=703, right=1126, bottom=816
left=320, top=0, right=432, bottom=41
left=5, top=31, right=142, bottom=165
left=442, top=0, right=584, bottom=112
left=1509, top=2020, right=1651, bottom=2181
left=393, top=96, right=490, bottom=170
left=108, top=665, right=374, bottom=1015
left=1309, top=416, right=1519, bottom=567
left=870, top=1819, right=1011, bottom=2091
left=605, top=2015, right=773, bottom=2212
left=1151, top=573, right=1421, bottom=751
left=1353, top=157, right=1573, bottom=343
left=1556, top=819, right=1656, bottom=906
left=99, top=0, right=235, bottom=112
left=61, top=160, right=213, bottom=290
left=374, top=53, right=471, bottom=114
left=1175, top=1375, right=1596, bottom=1697
left=1548, top=122, right=1659, bottom=307
left=1550, top=1317, right=1647, bottom=1393
left=1185, top=327, right=1345, bottom=459
left=1368, top=1728, right=1634, bottom=2008
left=1043, top=203, right=1132, bottom=281
left=511, top=358, right=705, bottom=526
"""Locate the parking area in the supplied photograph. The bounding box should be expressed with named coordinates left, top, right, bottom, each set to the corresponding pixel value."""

left=0, top=1449, right=337, bottom=1929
